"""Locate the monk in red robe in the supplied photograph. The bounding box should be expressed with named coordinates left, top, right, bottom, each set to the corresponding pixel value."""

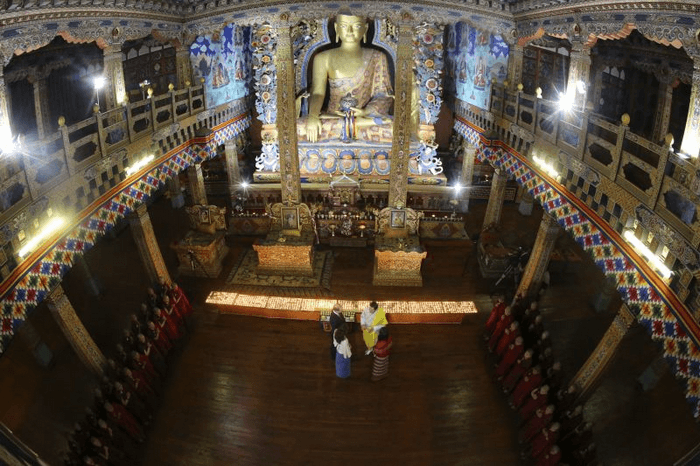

left=495, top=337, right=524, bottom=377
left=511, top=366, right=543, bottom=408
left=488, top=307, right=513, bottom=352
left=502, top=349, right=533, bottom=392
left=496, top=321, right=520, bottom=357
left=519, top=385, right=550, bottom=421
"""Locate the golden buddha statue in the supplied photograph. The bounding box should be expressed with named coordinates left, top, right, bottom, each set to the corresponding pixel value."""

left=298, top=13, right=394, bottom=143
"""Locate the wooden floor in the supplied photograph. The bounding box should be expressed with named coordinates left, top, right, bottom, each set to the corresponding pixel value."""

left=141, top=313, right=521, bottom=466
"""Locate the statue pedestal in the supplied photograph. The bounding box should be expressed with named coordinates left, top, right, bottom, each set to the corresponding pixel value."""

left=253, top=230, right=315, bottom=277
left=172, top=230, right=229, bottom=278
left=372, top=235, right=426, bottom=287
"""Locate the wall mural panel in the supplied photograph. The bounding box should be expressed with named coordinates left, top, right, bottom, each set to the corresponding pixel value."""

left=446, top=22, right=509, bottom=110
left=190, top=24, right=252, bottom=109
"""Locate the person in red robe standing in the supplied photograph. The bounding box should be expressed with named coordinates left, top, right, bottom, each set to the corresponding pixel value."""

left=511, top=366, right=543, bottom=408
left=502, top=349, right=534, bottom=392
left=535, top=445, right=562, bottom=466
left=485, top=299, right=507, bottom=336
left=519, top=384, right=550, bottom=421
left=169, top=282, right=193, bottom=319
left=495, top=337, right=524, bottom=378
left=496, top=321, right=520, bottom=357
left=519, top=404, right=555, bottom=443
left=488, top=307, right=513, bottom=352
left=529, top=423, right=561, bottom=459
left=104, top=401, right=144, bottom=443
left=146, top=320, right=172, bottom=356
left=154, top=307, right=181, bottom=341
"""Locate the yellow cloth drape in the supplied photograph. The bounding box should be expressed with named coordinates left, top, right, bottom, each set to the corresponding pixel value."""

left=362, top=308, right=388, bottom=349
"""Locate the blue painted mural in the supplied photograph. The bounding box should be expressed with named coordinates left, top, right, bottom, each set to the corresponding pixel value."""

left=446, top=23, right=509, bottom=110
left=190, top=24, right=252, bottom=109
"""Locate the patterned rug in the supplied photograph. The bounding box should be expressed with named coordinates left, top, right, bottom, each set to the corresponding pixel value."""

left=226, top=249, right=333, bottom=292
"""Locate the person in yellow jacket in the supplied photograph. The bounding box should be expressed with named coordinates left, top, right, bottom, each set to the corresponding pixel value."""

left=361, top=301, right=388, bottom=355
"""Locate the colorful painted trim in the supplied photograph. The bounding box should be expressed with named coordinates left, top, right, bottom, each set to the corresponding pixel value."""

left=454, top=115, right=700, bottom=418
left=0, top=113, right=251, bottom=355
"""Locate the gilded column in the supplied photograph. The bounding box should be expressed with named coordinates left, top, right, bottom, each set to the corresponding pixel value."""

left=128, top=204, right=171, bottom=285
left=17, top=320, right=54, bottom=368
left=516, top=212, right=560, bottom=298
left=681, top=52, right=700, bottom=159
left=566, top=40, right=592, bottom=108
left=388, top=17, right=415, bottom=208
left=459, top=143, right=476, bottom=211
left=46, top=285, right=106, bottom=377
left=28, top=72, right=52, bottom=139
left=482, top=168, right=507, bottom=229
left=507, top=43, right=524, bottom=90
left=652, top=78, right=674, bottom=144
left=571, top=304, right=636, bottom=399
left=102, top=44, right=126, bottom=110
left=175, top=42, right=194, bottom=90
left=187, top=163, right=208, bottom=206
left=275, top=25, right=301, bottom=203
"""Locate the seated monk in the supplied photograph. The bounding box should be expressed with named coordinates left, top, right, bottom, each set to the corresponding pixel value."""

left=299, top=12, right=394, bottom=143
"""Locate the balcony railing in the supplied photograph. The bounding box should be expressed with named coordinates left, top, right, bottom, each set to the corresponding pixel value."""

left=0, top=85, right=206, bottom=224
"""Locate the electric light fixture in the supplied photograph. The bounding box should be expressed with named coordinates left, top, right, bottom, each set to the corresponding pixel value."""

left=533, top=155, right=559, bottom=179
left=125, top=155, right=155, bottom=176
left=623, top=230, right=673, bottom=279
left=18, top=217, right=65, bottom=258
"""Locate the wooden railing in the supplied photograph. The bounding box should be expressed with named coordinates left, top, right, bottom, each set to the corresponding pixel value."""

left=1, top=85, right=206, bottom=224
left=488, top=84, right=678, bottom=214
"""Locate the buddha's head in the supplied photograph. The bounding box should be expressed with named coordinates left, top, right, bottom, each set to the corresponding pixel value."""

left=335, top=12, right=368, bottom=44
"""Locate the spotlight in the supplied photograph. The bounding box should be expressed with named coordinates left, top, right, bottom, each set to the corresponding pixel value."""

left=93, top=77, right=106, bottom=90
left=558, top=91, right=574, bottom=113
left=453, top=182, right=463, bottom=193
left=0, top=125, right=17, bottom=155
left=240, top=181, right=250, bottom=189
left=18, top=217, right=66, bottom=258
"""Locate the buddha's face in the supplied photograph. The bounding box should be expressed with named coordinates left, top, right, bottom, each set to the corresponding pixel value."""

left=335, top=15, right=367, bottom=44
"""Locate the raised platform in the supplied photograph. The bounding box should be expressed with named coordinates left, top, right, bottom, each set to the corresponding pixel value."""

left=206, top=291, right=476, bottom=324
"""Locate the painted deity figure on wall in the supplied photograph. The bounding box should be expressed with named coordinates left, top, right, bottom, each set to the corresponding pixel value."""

left=298, top=12, right=394, bottom=143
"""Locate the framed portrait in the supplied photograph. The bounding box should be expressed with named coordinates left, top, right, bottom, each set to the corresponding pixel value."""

left=199, top=207, right=211, bottom=224
left=281, top=206, right=301, bottom=235
left=390, top=210, right=406, bottom=229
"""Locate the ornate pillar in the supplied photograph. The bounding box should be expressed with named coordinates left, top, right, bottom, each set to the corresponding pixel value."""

left=591, top=64, right=605, bottom=112
left=681, top=52, right=700, bottom=159
left=187, top=163, right=208, bottom=206
left=0, top=62, right=10, bottom=131
left=388, top=17, right=415, bottom=208
left=28, top=72, right=52, bottom=139
left=516, top=212, right=560, bottom=298
left=225, top=139, right=242, bottom=189
left=276, top=25, right=301, bottom=203
left=459, top=143, right=476, bottom=212
left=175, top=43, right=194, bottom=90
left=566, top=40, right=592, bottom=108
left=652, top=77, right=674, bottom=143
left=571, top=304, right=636, bottom=399
left=507, top=43, right=524, bottom=90
left=168, top=174, right=185, bottom=209
left=518, top=191, right=535, bottom=216
left=76, top=254, right=102, bottom=297
left=128, top=204, right=171, bottom=285
left=482, top=168, right=508, bottom=229
left=102, top=44, right=126, bottom=110
left=46, top=285, right=106, bottom=377
left=17, top=320, right=53, bottom=368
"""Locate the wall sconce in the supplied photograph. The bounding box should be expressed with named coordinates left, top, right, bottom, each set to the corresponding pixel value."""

left=18, top=217, right=65, bottom=258
left=623, top=230, right=672, bottom=279
left=533, top=155, right=559, bottom=179
left=125, top=155, right=155, bottom=176
left=558, top=90, right=575, bottom=113
left=93, top=76, right=105, bottom=108
left=0, top=125, right=18, bottom=156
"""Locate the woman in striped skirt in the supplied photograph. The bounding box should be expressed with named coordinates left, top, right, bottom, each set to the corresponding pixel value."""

left=372, top=327, right=393, bottom=381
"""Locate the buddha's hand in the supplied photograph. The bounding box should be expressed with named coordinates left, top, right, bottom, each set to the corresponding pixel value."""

left=306, top=115, right=322, bottom=142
